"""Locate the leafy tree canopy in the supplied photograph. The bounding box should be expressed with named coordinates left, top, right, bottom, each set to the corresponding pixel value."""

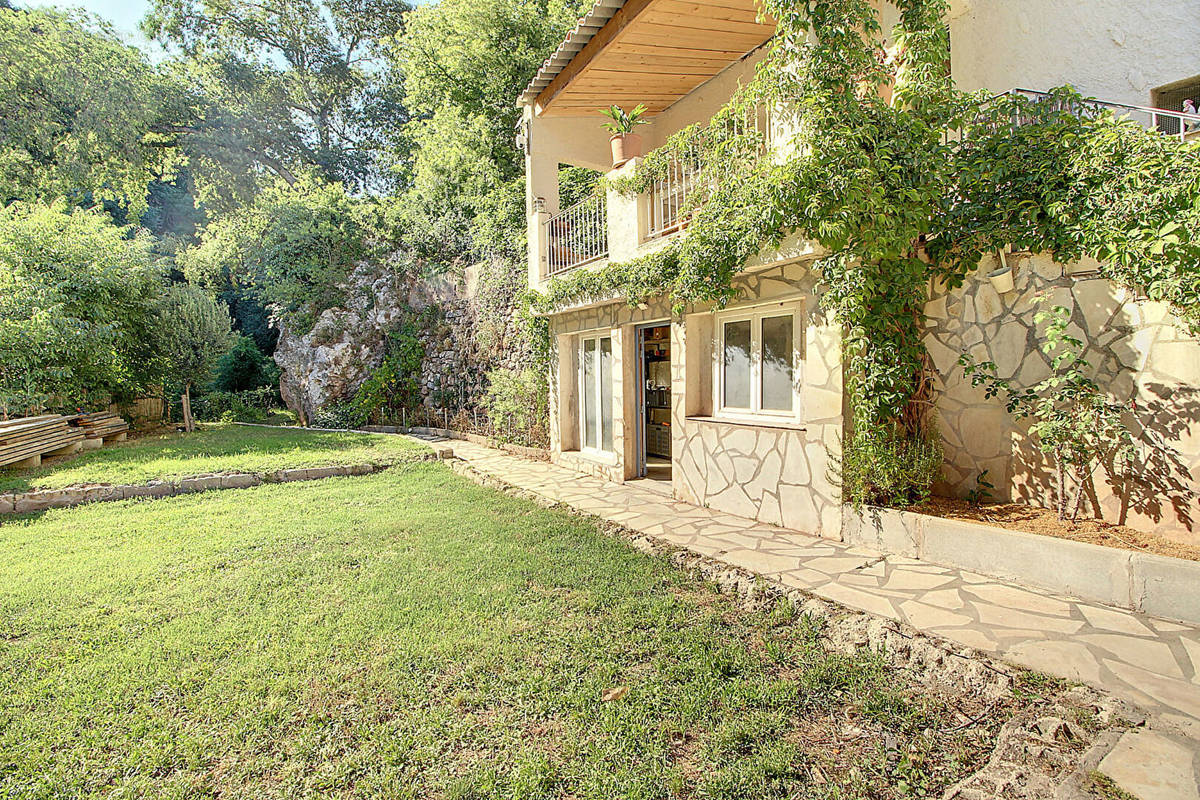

left=0, top=201, right=163, bottom=414
left=180, top=176, right=384, bottom=331
left=143, top=0, right=411, bottom=211
left=0, top=7, right=169, bottom=216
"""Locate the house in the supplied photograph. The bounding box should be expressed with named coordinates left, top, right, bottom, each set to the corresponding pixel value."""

left=517, top=0, right=1200, bottom=544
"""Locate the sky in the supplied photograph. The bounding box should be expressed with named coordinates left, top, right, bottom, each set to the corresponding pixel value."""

left=65, top=0, right=153, bottom=39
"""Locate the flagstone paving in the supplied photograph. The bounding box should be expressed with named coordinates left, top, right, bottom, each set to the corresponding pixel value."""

left=415, top=435, right=1200, bottom=794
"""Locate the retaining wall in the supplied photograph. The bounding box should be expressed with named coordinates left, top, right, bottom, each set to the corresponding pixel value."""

left=843, top=505, right=1200, bottom=625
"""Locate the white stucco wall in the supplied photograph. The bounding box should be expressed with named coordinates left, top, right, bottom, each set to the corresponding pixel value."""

left=947, top=0, right=1200, bottom=103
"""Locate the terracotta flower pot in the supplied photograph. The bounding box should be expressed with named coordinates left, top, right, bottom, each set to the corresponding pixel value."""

left=610, top=133, right=643, bottom=168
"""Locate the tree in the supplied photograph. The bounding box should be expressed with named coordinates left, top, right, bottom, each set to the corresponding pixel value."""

left=0, top=7, right=168, bottom=215
left=155, top=283, right=234, bottom=431
left=142, top=0, right=411, bottom=210
left=180, top=176, right=383, bottom=332
left=0, top=201, right=162, bottom=416
left=212, top=335, right=279, bottom=392
left=386, top=0, right=588, bottom=265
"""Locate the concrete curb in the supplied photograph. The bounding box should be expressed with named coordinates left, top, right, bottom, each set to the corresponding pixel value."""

left=843, top=505, right=1200, bottom=626
left=0, top=453, right=450, bottom=516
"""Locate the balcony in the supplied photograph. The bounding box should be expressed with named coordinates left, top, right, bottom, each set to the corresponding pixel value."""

left=544, top=192, right=608, bottom=276
left=975, top=89, right=1200, bottom=142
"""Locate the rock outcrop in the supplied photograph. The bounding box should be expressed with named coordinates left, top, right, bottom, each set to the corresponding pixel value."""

left=273, top=259, right=526, bottom=425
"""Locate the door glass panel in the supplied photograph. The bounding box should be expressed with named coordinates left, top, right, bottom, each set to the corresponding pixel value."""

left=583, top=338, right=597, bottom=449
left=600, top=337, right=613, bottom=451
left=761, top=315, right=794, bottom=411
left=722, top=320, right=751, bottom=409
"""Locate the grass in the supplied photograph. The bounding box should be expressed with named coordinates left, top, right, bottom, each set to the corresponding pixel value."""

left=1, top=462, right=1017, bottom=798
left=0, top=423, right=428, bottom=492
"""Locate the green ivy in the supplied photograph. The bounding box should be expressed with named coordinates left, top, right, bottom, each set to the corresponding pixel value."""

left=531, top=0, right=1200, bottom=506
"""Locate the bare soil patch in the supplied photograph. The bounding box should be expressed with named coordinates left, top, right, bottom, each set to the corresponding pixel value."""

left=918, top=496, right=1200, bottom=562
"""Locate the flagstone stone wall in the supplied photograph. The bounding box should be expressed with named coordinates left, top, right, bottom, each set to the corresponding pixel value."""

left=926, top=254, right=1200, bottom=543
left=674, top=262, right=844, bottom=539
left=546, top=258, right=845, bottom=539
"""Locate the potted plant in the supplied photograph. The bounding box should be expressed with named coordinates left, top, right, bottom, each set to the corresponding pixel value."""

left=600, top=104, right=649, bottom=168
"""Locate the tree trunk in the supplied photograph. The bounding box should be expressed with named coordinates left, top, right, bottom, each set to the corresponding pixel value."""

left=1054, top=454, right=1066, bottom=520
left=182, top=383, right=194, bottom=433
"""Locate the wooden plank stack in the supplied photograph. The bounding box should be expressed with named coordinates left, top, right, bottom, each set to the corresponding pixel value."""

left=73, top=412, right=129, bottom=441
left=0, top=415, right=86, bottom=468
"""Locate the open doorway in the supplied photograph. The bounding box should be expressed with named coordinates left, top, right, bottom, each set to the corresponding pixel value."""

left=635, top=323, right=671, bottom=491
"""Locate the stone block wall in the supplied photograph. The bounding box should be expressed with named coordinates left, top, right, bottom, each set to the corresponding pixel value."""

left=546, top=258, right=845, bottom=539
left=926, top=253, right=1200, bottom=543
left=674, top=262, right=844, bottom=538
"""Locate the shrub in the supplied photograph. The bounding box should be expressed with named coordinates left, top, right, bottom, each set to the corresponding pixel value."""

left=482, top=367, right=548, bottom=448
left=0, top=201, right=161, bottom=415
left=833, top=428, right=944, bottom=510
left=212, top=335, right=280, bottom=393
left=959, top=299, right=1136, bottom=520
left=191, top=387, right=280, bottom=423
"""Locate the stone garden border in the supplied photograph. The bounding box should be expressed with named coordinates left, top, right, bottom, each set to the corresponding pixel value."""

left=362, top=424, right=550, bottom=461
left=0, top=452, right=450, bottom=516
left=843, top=505, right=1200, bottom=627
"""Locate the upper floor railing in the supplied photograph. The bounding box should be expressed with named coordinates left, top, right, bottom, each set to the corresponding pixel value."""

left=971, top=88, right=1200, bottom=142
left=644, top=104, right=776, bottom=241
left=544, top=192, right=608, bottom=276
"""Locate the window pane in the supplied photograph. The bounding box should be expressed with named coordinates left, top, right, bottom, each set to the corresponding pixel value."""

left=583, top=338, right=597, bottom=449
left=761, top=315, right=794, bottom=411
left=722, top=320, right=751, bottom=409
left=600, top=337, right=613, bottom=451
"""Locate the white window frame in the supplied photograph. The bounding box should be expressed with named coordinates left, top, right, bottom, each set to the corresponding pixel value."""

left=578, top=333, right=615, bottom=455
left=714, top=304, right=802, bottom=423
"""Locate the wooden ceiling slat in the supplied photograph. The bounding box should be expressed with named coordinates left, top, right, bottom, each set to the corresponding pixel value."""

left=605, top=41, right=750, bottom=58
left=535, top=0, right=773, bottom=114
left=652, top=1, right=767, bottom=24
left=639, top=10, right=774, bottom=35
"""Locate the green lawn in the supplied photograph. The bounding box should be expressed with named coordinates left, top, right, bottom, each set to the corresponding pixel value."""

left=0, top=424, right=427, bottom=492
left=1, top=462, right=1018, bottom=798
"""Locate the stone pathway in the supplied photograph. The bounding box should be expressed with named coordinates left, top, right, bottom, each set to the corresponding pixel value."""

left=417, top=435, right=1200, bottom=795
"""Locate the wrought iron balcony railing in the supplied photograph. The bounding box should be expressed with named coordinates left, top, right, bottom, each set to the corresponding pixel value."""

left=544, top=192, right=608, bottom=276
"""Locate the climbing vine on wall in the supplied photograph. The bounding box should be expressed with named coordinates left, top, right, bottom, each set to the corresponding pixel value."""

left=532, top=0, right=1200, bottom=506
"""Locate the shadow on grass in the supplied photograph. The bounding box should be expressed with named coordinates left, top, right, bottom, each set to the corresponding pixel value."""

left=0, top=424, right=419, bottom=493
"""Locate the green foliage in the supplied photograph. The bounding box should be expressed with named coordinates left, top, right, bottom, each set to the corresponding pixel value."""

left=346, top=316, right=428, bottom=424
left=192, top=386, right=280, bottom=423
left=964, top=470, right=995, bottom=506
left=834, top=428, right=943, bottom=509
left=599, top=104, right=649, bottom=134
left=960, top=301, right=1137, bottom=520
left=0, top=7, right=167, bottom=216
left=483, top=367, right=549, bottom=447
left=930, top=88, right=1200, bottom=333
left=154, top=283, right=235, bottom=391
left=0, top=201, right=162, bottom=415
left=387, top=0, right=589, bottom=264
left=212, top=336, right=280, bottom=393
left=181, top=177, right=382, bottom=332
left=142, top=0, right=410, bottom=210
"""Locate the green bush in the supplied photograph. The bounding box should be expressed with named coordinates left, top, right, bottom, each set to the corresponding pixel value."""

left=192, top=387, right=279, bottom=423
left=0, top=201, right=162, bottom=415
left=833, top=428, right=943, bottom=510
left=482, top=367, right=548, bottom=448
left=212, top=335, right=281, bottom=393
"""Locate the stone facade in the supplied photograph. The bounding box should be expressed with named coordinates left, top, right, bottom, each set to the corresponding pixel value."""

left=927, top=254, right=1200, bottom=543
left=547, top=258, right=844, bottom=539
